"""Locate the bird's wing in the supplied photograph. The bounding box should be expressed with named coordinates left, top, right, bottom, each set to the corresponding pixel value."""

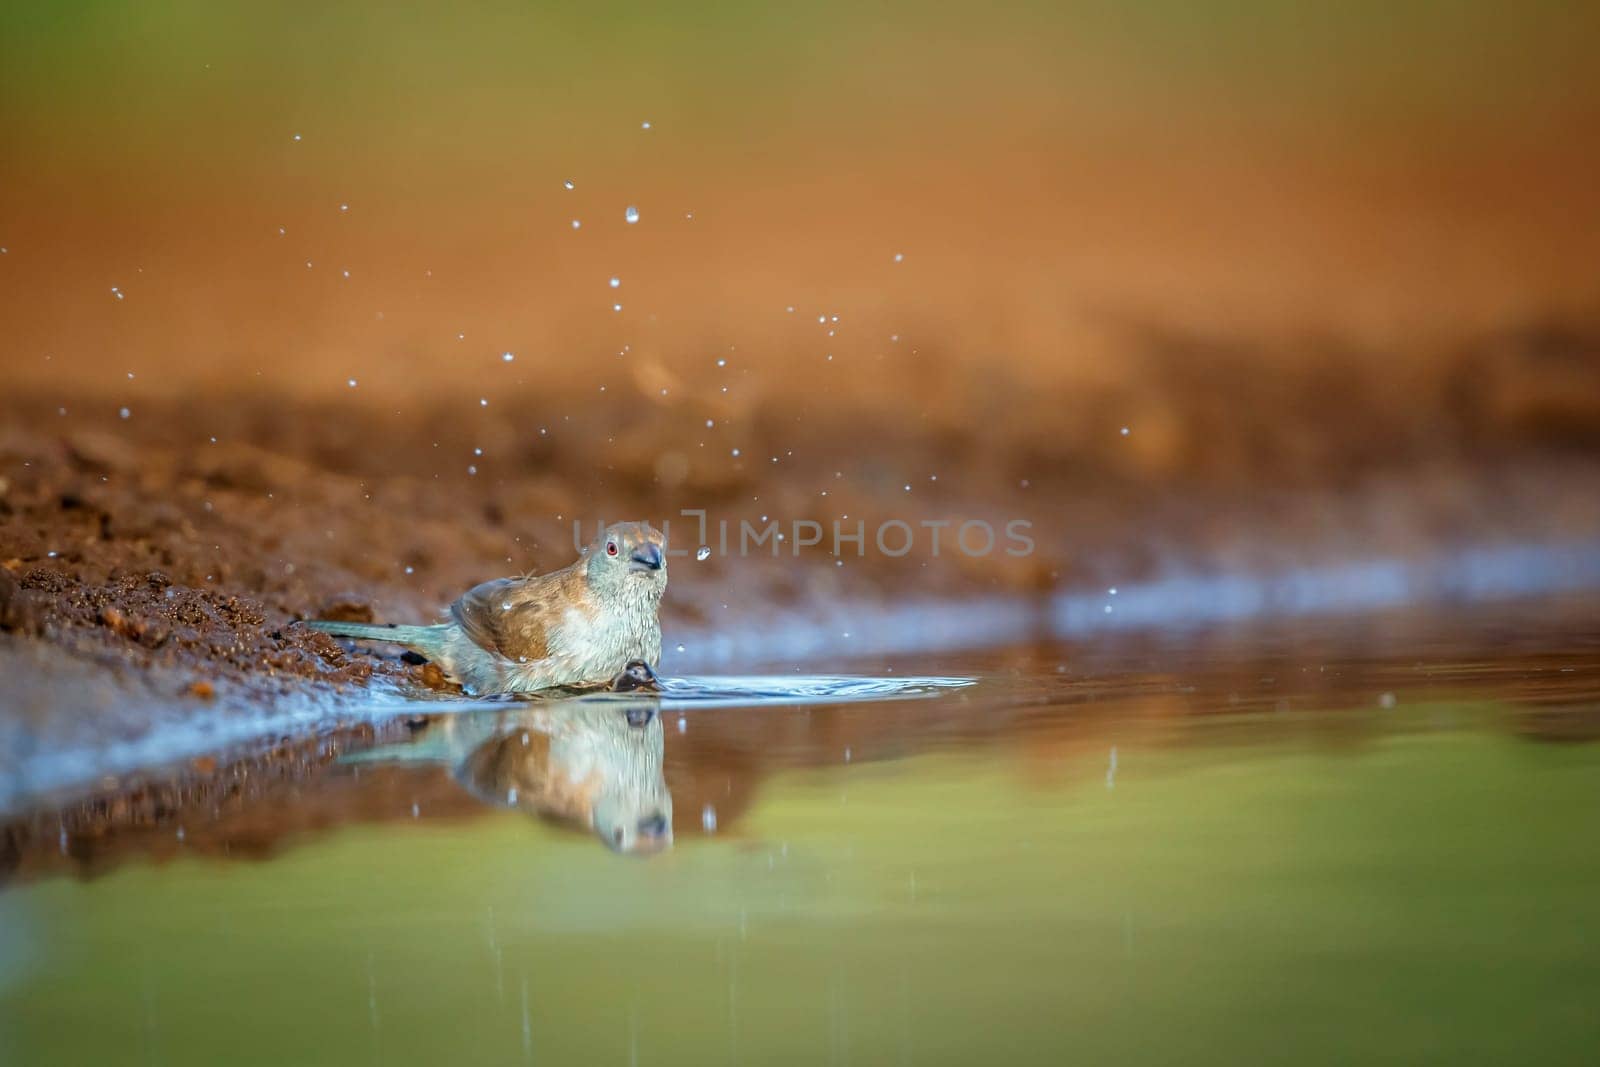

left=450, top=567, right=587, bottom=662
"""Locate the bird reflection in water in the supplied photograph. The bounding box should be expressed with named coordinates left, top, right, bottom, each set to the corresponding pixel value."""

left=358, top=697, right=673, bottom=854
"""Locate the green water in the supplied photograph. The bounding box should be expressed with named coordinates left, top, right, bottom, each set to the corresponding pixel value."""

left=4, top=636, right=1600, bottom=1064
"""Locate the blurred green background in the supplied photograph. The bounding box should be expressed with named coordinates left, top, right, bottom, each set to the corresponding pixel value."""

left=6, top=701, right=1600, bottom=1064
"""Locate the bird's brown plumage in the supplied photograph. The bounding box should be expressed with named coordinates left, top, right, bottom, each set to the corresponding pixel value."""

left=449, top=566, right=594, bottom=664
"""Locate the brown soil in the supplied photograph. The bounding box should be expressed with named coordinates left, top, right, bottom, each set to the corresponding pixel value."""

left=5, top=316, right=1600, bottom=693
left=2, top=311, right=1600, bottom=835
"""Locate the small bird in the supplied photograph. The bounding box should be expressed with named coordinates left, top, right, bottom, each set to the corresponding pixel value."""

left=306, top=521, right=668, bottom=695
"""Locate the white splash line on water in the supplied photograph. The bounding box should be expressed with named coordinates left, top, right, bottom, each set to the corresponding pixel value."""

left=654, top=674, right=976, bottom=709
left=1, top=675, right=975, bottom=813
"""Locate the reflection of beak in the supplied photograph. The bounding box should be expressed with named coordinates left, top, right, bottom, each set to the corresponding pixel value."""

left=633, top=812, right=673, bottom=853
left=629, top=543, right=664, bottom=572
left=603, top=813, right=674, bottom=854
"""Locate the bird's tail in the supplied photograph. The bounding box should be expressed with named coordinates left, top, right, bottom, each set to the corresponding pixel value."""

left=303, top=620, right=450, bottom=656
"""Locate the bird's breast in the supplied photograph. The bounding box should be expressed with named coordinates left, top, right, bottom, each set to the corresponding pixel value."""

left=550, top=599, right=661, bottom=674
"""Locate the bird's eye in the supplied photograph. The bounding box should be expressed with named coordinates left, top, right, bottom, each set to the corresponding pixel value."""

left=606, top=541, right=619, bottom=557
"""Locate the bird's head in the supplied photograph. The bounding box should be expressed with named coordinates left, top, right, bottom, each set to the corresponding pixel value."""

left=584, top=521, right=668, bottom=599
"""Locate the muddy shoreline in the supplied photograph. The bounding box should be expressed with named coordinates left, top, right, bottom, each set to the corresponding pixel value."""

left=4, top=318, right=1600, bottom=821
left=6, top=602, right=1598, bottom=887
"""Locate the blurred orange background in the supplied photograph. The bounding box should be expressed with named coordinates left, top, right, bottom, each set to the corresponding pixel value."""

left=4, top=1, right=1599, bottom=406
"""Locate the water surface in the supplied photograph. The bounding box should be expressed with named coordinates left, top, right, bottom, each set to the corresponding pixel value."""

left=3, top=606, right=1599, bottom=1064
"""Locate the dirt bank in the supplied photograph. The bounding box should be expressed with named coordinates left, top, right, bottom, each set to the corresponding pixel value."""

left=2, top=314, right=1600, bottom=819
left=4, top=315, right=1600, bottom=689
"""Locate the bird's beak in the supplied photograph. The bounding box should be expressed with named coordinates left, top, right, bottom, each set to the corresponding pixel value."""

left=629, top=542, right=664, bottom=572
